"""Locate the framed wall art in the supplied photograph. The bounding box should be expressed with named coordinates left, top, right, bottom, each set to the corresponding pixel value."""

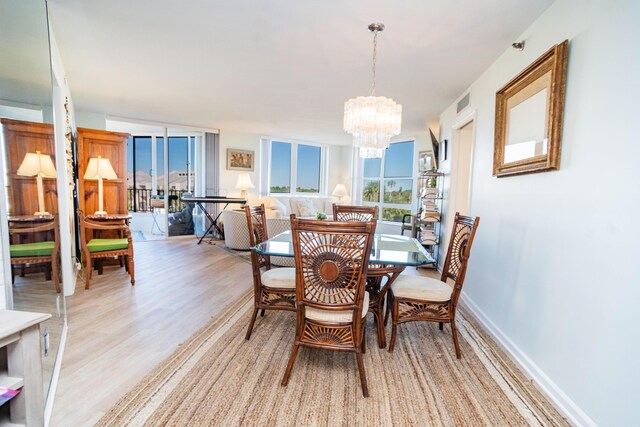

left=493, top=40, right=568, bottom=177
left=227, top=148, right=254, bottom=171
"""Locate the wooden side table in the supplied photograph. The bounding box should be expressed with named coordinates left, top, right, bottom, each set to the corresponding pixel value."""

left=0, top=309, right=51, bottom=426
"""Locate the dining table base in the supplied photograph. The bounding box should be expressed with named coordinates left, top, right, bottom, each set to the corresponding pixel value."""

left=366, top=264, right=406, bottom=349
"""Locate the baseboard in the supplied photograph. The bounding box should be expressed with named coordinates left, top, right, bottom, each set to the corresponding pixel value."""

left=459, top=294, right=597, bottom=427
left=44, top=320, right=67, bottom=427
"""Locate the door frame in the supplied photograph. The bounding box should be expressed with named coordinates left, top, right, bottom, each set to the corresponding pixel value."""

left=450, top=109, right=477, bottom=216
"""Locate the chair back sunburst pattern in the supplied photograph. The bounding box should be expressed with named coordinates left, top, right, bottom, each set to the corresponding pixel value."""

left=441, top=213, right=480, bottom=304
left=332, top=204, right=378, bottom=222
left=291, top=216, right=376, bottom=310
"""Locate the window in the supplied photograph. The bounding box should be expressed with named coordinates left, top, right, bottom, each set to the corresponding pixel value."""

left=269, top=140, right=325, bottom=195
left=362, top=141, right=414, bottom=222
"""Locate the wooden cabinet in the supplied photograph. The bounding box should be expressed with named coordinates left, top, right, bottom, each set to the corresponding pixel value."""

left=0, top=119, right=57, bottom=217
left=77, top=127, right=130, bottom=215
left=0, top=310, right=50, bottom=427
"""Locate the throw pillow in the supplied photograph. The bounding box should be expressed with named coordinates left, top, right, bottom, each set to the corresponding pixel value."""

left=296, top=198, right=316, bottom=217
left=269, top=198, right=287, bottom=215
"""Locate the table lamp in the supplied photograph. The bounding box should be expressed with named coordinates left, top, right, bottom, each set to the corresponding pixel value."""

left=17, top=151, right=57, bottom=216
left=332, top=184, right=348, bottom=202
left=83, top=156, right=118, bottom=215
left=235, top=173, right=254, bottom=198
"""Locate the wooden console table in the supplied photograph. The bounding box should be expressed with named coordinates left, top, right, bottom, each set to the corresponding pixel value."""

left=0, top=309, right=51, bottom=427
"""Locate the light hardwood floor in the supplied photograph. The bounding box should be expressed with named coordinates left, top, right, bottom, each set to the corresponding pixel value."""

left=50, top=237, right=253, bottom=426
left=50, top=236, right=437, bottom=426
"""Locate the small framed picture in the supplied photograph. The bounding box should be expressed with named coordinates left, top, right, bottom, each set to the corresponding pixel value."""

left=227, top=148, right=254, bottom=171
left=418, top=151, right=434, bottom=172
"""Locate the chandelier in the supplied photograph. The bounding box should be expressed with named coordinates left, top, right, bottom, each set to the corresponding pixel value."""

left=344, top=23, right=402, bottom=158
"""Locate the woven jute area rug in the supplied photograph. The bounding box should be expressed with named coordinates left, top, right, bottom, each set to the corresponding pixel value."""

left=96, top=293, right=569, bottom=426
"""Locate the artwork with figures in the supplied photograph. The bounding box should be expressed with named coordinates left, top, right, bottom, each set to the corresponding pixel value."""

left=227, top=148, right=254, bottom=171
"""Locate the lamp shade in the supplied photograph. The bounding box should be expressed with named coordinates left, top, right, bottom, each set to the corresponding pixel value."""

left=235, top=173, right=255, bottom=190
left=17, top=151, right=56, bottom=177
left=332, top=184, right=348, bottom=198
left=84, top=156, right=118, bottom=180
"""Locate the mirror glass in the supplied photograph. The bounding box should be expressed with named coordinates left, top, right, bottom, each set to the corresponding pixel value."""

left=0, top=0, right=66, bottom=402
left=504, top=72, right=551, bottom=163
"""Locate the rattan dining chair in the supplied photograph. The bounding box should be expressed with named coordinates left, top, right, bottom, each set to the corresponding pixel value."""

left=244, top=204, right=296, bottom=340
left=332, top=204, right=378, bottom=222
left=386, top=213, right=480, bottom=358
left=281, top=215, right=376, bottom=397
left=332, top=203, right=394, bottom=348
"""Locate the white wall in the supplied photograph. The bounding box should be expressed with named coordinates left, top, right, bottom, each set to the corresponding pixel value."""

left=438, top=0, right=640, bottom=425
left=218, top=130, right=262, bottom=199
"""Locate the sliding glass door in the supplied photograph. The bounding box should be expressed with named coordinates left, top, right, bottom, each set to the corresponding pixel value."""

left=126, top=131, right=202, bottom=239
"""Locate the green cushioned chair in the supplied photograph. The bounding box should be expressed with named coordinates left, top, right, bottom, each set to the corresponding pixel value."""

left=78, top=210, right=134, bottom=290
left=9, top=217, right=60, bottom=293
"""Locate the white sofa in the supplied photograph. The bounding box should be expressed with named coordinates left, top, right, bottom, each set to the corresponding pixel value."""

left=221, top=196, right=337, bottom=266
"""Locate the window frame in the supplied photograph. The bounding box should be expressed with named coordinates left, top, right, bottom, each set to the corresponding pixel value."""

left=361, top=140, right=416, bottom=223
left=267, top=138, right=328, bottom=196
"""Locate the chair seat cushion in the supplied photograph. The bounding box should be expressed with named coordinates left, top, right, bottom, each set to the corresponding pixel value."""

left=305, top=292, right=369, bottom=323
left=391, top=275, right=453, bottom=302
left=10, top=241, right=55, bottom=257
left=87, top=238, right=129, bottom=253
left=261, top=267, right=296, bottom=289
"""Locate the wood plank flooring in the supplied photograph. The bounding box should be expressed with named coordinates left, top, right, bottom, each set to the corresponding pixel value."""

left=50, top=237, right=253, bottom=426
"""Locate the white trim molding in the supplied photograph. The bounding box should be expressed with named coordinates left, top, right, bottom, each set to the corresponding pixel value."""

left=459, top=293, right=598, bottom=427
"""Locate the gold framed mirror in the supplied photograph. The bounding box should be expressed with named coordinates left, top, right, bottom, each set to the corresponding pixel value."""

left=493, top=40, right=568, bottom=177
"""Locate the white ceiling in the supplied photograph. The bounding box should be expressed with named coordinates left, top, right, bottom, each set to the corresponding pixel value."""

left=48, top=0, right=553, bottom=144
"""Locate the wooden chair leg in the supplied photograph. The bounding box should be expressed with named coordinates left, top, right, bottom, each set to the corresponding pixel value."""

left=119, top=256, right=124, bottom=267
left=439, top=322, right=444, bottom=331
left=450, top=319, right=461, bottom=359
left=11, top=266, right=15, bottom=284
left=361, top=321, right=367, bottom=354
left=45, top=264, right=52, bottom=281
left=98, top=259, right=104, bottom=275
left=355, top=352, right=369, bottom=397
left=85, top=259, right=91, bottom=290
left=281, top=343, right=300, bottom=386
left=384, top=292, right=393, bottom=326
left=245, top=307, right=259, bottom=340
left=375, top=309, right=386, bottom=348
left=123, top=256, right=128, bottom=272
left=388, top=300, right=399, bottom=353
left=260, top=309, right=266, bottom=317
left=128, top=253, right=135, bottom=286
left=20, top=266, right=25, bottom=277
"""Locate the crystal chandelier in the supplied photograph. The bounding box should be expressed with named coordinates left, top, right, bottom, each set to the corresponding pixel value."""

left=344, top=23, right=402, bottom=158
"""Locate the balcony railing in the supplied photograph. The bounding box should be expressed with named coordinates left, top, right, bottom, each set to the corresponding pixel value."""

left=127, top=188, right=189, bottom=213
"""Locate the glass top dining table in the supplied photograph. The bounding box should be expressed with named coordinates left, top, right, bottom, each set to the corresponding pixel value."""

left=252, top=231, right=435, bottom=267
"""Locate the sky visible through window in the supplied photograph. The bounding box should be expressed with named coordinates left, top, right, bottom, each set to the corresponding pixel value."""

left=296, top=144, right=321, bottom=192
left=270, top=141, right=321, bottom=193
left=270, top=141, right=291, bottom=192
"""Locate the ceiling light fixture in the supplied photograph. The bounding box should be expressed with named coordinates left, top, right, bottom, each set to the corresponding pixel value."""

left=344, top=23, right=402, bottom=158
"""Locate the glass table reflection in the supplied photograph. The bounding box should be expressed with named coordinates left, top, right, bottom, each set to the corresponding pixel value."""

left=253, top=231, right=435, bottom=267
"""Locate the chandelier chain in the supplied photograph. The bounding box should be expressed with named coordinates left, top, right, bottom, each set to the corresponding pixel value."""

left=371, top=31, right=378, bottom=96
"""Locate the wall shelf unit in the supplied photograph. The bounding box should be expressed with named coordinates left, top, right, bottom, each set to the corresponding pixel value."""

left=414, top=171, right=444, bottom=268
